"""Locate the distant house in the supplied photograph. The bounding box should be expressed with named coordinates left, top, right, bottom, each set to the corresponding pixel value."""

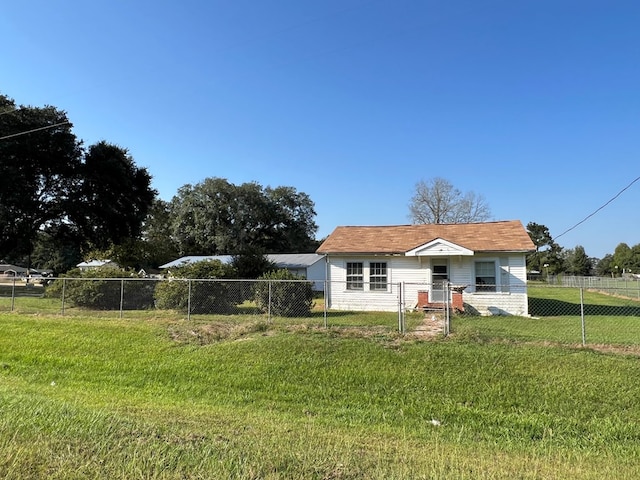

left=0, top=263, right=28, bottom=278
left=76, top=260, right=119, bottom=271
left=316, top=220, right=535, bottom=316
left=137, top=267, right=164, bottom=279
left=267, top=254, right=326, bottom=287
left=160, top=256, right=234, bottom=270
left=159, top=253, right=326, bottom=289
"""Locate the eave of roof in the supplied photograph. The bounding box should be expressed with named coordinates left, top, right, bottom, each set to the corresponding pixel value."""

left=316, top=220, right=536, bottom=254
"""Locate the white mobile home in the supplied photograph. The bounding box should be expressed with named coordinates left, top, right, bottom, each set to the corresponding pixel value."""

left=76, top=260, right=119, bottom=271
left=160, top=253, right=326, bottom=290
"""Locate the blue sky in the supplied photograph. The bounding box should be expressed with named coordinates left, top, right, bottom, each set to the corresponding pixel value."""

left=2, top=0, right=639, bottom=259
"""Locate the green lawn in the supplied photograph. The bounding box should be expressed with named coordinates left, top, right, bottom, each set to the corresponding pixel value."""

left=2, top=312, right=640, bottom=479
left=452, top=285, right=640, bottom=347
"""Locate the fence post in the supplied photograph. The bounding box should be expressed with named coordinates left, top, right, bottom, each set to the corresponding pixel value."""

left=268, top=281, right=272, bottom=323
left=402, top=283, right=406, bottom=334
left=119, top=279, right=125, bottom=319
left=61, top=278, right=66, bottom=315
left=10, top=276, right=16, bottom=312
left=397, top=282, right=403, bottom=334
left=444, top=281, right=450, bottom=337
left=323, top=280, right=328, bottom=329
left=187, top=279, right=192, bottom=321
left=580, top=287, right=586, bottom=346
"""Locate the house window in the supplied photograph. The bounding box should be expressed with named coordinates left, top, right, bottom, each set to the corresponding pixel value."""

left=346, top=262, right=363, bottom=290
left=369, top=262, right=387, bottom=291
left=475, top=261, right=496, bottom=292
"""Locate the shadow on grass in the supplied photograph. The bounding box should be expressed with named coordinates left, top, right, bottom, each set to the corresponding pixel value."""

left=529, top=297, right=640, bottom=317
left=0, top=285, right=45, bottom=298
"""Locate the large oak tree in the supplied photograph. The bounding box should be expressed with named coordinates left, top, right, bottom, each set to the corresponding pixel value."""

left=72, top=141, right=156, bottom=250
left=0, top=95, right=82, bottom=264
left=0, top=94, right=156, bottom=271
left=169, top=177, right=318, bottom=255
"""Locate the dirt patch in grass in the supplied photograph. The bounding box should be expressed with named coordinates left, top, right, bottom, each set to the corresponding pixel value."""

left=168, top=320, right=410, bottom=347
left=411, top=312, right=446, bottom=339
left=168, top=317, right=640, bottom=358
left=584, top=343, right=640, bottom=357
left=168, top=320, right=271, bottom=345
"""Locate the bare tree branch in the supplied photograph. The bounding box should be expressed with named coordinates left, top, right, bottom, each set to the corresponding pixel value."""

left=409, top=177, right=491, bottom=224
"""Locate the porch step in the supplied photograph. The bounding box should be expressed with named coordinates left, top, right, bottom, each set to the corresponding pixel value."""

left=421, top=303, right=446, bottom=311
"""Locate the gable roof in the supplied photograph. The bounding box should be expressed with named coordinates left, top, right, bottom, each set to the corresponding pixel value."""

left=0, top=263, right=28, bottom=274
left=316, top=220, right=535, bottom=255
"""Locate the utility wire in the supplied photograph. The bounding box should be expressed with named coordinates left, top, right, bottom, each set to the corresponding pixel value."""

left=0, top=121, right=70, bottom=140
left=555, top=175, right=640, bottom=239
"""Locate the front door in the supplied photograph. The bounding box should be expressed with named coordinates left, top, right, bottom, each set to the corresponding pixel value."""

left=431, top=262, right=449, bottom=303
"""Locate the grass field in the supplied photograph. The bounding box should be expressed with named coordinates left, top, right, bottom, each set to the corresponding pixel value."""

left=2, top=304, right=640, bottom=478
left=451, top=285, right=640, bottom=347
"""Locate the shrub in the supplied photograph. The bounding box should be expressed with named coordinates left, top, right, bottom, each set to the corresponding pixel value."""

left=254, top=269, right=313, bottom=317
left=230, top=252, right=277, bottom=303
left=45, top=267, right=155, bottom=310
left=154, top=260, right=235, bottom=314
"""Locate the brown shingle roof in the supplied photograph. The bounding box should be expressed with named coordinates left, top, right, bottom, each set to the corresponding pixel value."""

left=316, top=220, right=535, bottom=254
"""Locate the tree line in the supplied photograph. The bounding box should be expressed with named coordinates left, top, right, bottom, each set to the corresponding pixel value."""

left=408, top=178, right=639, bottom=278
left=526, top=222, right=640, bottom=278
left=0, top=94, right=318, bottom=274
left=2, top=93, right=632, bottom=278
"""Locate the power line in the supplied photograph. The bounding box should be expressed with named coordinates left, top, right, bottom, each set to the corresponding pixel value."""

left=0, top=121, right=70, bottom=140
left=555, top=175, right=640, bottom=239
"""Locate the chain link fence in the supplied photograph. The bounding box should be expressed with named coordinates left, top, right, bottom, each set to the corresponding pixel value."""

left=451, top=281, right=640, bottom=347
left=1, top=276, right=639, bottom=346
left=0, top=277, right=404, bottom=333
left=559, top=275, right=640, bottom=299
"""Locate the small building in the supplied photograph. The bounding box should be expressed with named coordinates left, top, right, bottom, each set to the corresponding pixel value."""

left=76, top=260, right=119, bottom=271
left=316, top=220, right=535, bottom=316
left=159, top=253, right=326, bottom=289
left=137, top=267, right=164, bottom=279
left=0, top=263, right=28, bottom=278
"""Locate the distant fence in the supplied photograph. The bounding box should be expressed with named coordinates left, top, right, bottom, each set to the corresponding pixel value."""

left=1, top=277, right=640, bottom=346
left=558, top=275, right=640, bottom=299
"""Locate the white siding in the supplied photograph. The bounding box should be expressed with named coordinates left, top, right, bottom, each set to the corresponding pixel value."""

left=390, top=257, right=429, bottom=311
left=448, top=257, right=474, bottom=287
left=464, top=292, right=529, bottom=316
left=326, top=256, right=419, bottom=312
left=306, top=259, right=327, bottom=291
left=457, top=254, right=528, bottom=316
left=325, top=253, right=529, bottom=316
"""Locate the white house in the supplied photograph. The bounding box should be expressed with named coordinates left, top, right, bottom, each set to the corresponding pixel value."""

left=159, top=253, right=326, bottom=290
left=76, top=260, right=119, bottom=271
left=316, top=220, right=535, bottom=316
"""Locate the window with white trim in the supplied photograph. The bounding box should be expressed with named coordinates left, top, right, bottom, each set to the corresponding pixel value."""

left=346, top=262, right=363, bottom=290
left=369, top=262, right=387, bottom=291
left=475, top=261, right=496, bottom=292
